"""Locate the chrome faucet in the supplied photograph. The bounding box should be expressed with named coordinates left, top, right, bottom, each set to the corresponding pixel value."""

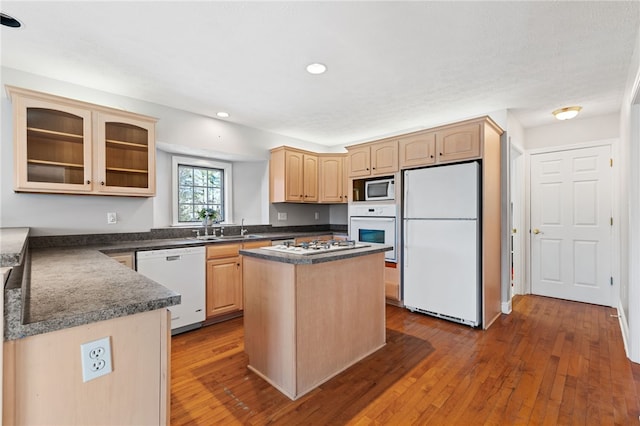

left=241, top=218, right=248, bottom=236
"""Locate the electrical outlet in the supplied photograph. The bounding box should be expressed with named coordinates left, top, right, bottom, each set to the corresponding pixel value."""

left=277, top=212, right=287, bottom=221
left=81, top=336, right=112, bottom=382
left=107, top=212, right=117, bottom=224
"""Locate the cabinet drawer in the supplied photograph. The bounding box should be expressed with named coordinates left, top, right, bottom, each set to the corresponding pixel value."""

left=242, top=240, right=271, bottom=250
left=206, top=243, right=241, bottom=259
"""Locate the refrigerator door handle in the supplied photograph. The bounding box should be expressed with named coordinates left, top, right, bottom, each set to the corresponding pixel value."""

left=404, top=172, right=409, bottom=209
left=403, top=225, right=408, bottom=268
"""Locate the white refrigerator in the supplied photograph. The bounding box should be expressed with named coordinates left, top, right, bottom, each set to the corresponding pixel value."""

left=403, top=162, right=480, bottom=327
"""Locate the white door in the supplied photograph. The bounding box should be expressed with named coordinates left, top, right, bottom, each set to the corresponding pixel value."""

left=530, top=145, right=613, bottom=306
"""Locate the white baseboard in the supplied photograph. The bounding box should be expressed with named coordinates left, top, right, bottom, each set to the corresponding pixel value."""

left=501, top=299, right=512, bottom=314
left=617, top=300, right=631, bottom=360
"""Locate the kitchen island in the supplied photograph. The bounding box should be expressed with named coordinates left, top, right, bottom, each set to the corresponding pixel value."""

left=240, top=243, right=391, bottom=400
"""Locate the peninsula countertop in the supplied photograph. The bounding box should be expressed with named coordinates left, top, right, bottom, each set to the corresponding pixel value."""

left=6, top=247, right=181, bottom=340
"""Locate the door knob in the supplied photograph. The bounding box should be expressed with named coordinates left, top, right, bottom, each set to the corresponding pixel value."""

left=533, top=228, right=542, bottom=234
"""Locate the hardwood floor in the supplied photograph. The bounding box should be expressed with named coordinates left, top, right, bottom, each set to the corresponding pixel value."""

left=170, top=295, right=640, bottom=425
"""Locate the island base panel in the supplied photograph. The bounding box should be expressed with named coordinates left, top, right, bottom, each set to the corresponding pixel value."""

left=244, top=252, right=386, bottom=399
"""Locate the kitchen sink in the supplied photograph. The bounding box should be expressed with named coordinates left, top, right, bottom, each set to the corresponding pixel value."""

left=195, top=234, right=263, bottom=241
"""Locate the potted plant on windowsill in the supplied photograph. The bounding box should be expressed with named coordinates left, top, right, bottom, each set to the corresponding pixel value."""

left=198, top=208, right=220, bottom=226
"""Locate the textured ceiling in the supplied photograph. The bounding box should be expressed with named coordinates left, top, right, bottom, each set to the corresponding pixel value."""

left=1, top=1, right=639, bottom=146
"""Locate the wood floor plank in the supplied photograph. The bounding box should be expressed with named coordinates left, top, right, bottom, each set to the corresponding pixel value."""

left=170, top=295, right=640, bottom=425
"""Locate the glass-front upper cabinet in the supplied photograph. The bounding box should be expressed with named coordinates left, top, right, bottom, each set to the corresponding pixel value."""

left=7, top=86, right=156, bottom=197
left=13, top=95, right=93, bottom=193
left=94, top=113, right=156, bottom=196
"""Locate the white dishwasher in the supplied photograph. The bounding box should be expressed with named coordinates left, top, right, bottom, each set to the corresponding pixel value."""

left=136, top=246, right=205, bottom=334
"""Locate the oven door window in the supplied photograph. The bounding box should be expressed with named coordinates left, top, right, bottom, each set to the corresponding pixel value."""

left=359, top=229, right=385, bottom=244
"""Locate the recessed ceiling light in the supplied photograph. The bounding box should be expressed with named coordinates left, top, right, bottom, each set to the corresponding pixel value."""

left=216, top=112, right=230, bottom=118
left=1, top=13, right=22, bottom=28
left=306, top=63, right=327, bottom=75
left=552, top=106, right=582, bottom=120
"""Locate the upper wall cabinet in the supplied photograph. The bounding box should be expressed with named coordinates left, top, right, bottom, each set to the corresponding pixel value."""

left=436, top=122, right=481, bottom=163
left=399, top=131, right=437, bottom=168
left=346, top=140, right=398, bottom=178
left=398, top=121, right=483, bottom=170
left=7, top=86, right=157, bottom=197
left=270, top=147, right=318, bottom=203
left=318, top=155, right=347, bottom=203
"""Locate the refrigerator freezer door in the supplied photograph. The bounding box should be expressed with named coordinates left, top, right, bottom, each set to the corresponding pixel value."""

left=404, top=162, right=479, bottom=219
left=403, top=219, right=479, bottom=326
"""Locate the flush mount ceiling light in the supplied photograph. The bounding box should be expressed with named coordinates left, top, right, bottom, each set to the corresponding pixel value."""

left=552, top=106, right=582, bottom=120
left=1, top=13, right=22, bottom=28
left=216, top=112, right=230, bottom=118
left=306, top=63, right=327, bottom=75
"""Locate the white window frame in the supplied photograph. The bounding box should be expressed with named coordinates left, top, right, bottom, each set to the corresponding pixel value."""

left=172, top=155, right=233, bottom=226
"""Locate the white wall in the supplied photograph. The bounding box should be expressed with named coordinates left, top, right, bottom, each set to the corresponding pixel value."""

left=619, top=26, right=640, bottom=363
left=1, top=67, right=340, bottom=235
left=524, top=113, right=620, bottom=150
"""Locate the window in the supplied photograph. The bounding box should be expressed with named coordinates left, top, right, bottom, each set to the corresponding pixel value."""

left=172, top=156, right=232, bottom=225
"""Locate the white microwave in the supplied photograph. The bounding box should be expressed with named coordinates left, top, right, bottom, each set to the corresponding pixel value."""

left=365, top=178, right=395, bottom=201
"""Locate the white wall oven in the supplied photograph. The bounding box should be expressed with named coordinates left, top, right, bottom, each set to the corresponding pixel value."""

left=348, top=204, right=397, bottom=262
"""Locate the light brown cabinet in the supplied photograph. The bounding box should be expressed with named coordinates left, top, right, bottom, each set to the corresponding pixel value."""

left=436, top=122, right=481, bottom=163
left=399, top=123, right=481, bottom=169
left=3, top=309, right=170, bottom=425
left=7, top=86, right=156, bottom=197
left=205, top=240, right=271, bottom=319
left=318, top=155, right=347, bottom=203
left=384, top=263, right=401, bottom=303
left=106, top=252, right=134, bottom=269
left=270, top=147, right=318, bottom=203
left=399, top=131, right=437, bottom=168
left=206, top=244, right=242, bottom=318
left=347, top=140, right=398, bottom=178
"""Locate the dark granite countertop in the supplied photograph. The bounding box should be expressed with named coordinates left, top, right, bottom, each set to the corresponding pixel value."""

left=5, top=247, right=181, bottom=340
left=240, top=243, right=392, bottom=265
left=4, top=227, right=348, bottom=340
left=0, top=227, right=29, bottom=267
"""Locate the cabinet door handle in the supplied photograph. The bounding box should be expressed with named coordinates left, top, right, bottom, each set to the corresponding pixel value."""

left=100, top=181, right=105, bottom=186
left=86, top=180, right=91, bottom=184
left=430, top=155, right=434, bottom=159
left=439, top=153, right=443, bottom=156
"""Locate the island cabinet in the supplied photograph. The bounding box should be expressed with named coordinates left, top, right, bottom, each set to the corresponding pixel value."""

left=243, top=249, right=386, bottom=400
left=347, top=139, right=398, bottom=178
left=205, top=241, right=270, bottom=320
left=270, top=147, right=318, bottom=203
left=7, top=86, right=156, bottom=197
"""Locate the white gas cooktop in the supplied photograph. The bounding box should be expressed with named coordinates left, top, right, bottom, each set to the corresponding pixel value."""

left=261, top=240, right=370, bottom=256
